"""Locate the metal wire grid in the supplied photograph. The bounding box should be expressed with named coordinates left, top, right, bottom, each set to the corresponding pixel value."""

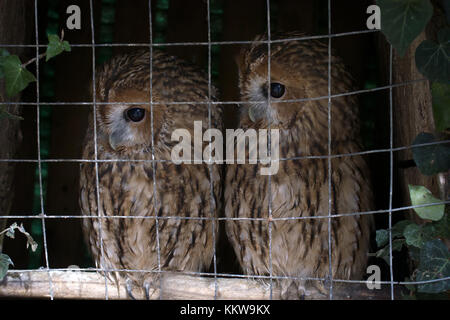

left=0, top=0, right=448, bottom=300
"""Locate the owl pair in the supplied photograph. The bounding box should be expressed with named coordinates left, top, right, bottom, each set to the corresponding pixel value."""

left=79, top=33, right=373, bottom=299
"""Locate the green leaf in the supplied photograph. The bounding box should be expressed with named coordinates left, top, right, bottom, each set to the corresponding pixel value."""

left=404, top=223, right=423, bottom=247
left=392, top=219, right=414, bottom=238
left=415, top=28, right=450, bottom=84
left=376, top=221, right=412, bottom=248
left=0, top=48, right=10, bottom=78
left=392, top=238, right=406, bottom=251
left=403, top=223, right=434, bottom=248
left=409, top=185, right=445, bottom=221
left=416, top=239, right=450, bottom=293
left=377, top=0, right=433, bottom=56
left=431, top=213, right=450, bottom=238
left=375, top=246, right=391, bottom=264
left=376, top=229, right=389, bottom=248
left=62, top=41, right=71, bottom=52
left=3, top=55, right=36, bottom=97
left=412, top=132, right=450, bottom=176
left=375, top=239, right=405, bottom=264
left=46, top=34, right=71, bottom=62
left=431, top=82, right=450, bottom=131
left=0, top=253, right=13, bottom=281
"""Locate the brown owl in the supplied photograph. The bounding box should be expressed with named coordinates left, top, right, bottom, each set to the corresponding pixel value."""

left=224, top=33, right=374, bottom=299
left=79, top=50, right=222, bottom=298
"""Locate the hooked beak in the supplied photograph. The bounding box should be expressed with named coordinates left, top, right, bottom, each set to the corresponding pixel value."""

left=109, top=130, right=123, bottom=151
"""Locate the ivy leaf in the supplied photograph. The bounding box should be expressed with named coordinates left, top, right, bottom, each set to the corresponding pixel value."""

left=3, top=55, right=36, bottom=97
left=404, top=224, right=423, bottom=247
left=376, top=229, right=389, bottom=248
left=0, top=253, right=13, bottom=281
left=0, top=48, right=10, bottom=78
left=431, top=82, right=450, bottom=131
left=431, top=213, right=450, bottom=238
left=376, top=239, right=405, bottom=264
left=17, top=223, right=38, bottom=252
left=4, top=222, right=17, bottom=239
left=392, top=219, right=414, bottom=238
left=412, top=132, right=450, bottom=176
left=377, top=0, right=433, bottom=57
left=415, top=27, right=450, bottom=84
left=403, top=223, right=434, bottom=248
left=46, top=34, right=71, bottom=62
left=1, top=222, right=38, bottom=252
left=409, top=185, right=445, bottom=221
left=376, top=220, right=412, bottom=248
left=416, top=239, right=450, bottom=293
left=393, top=238, right=407, bottom=252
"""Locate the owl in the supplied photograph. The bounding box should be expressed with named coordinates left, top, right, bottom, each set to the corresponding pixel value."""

left=79, top=50, right=222, bottom=298
left=225, top=33, right=374, bottom=299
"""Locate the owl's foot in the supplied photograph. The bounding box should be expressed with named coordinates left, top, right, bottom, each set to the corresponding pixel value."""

left=125, top=278, right=137, bottom=300
left=281, top=278, right=332, bottom=299
left=281, top=281, right=309, bottom=300
left=143, top=279, right=158, bottom=300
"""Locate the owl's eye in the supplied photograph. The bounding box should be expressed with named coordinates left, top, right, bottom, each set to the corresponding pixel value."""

left=270, top=83, right=285, bottom=98
left=125, top=108, right=146, bottom=122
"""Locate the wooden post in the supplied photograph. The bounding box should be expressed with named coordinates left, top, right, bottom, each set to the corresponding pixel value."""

left=376, top=2, right=446, bottom=224
left=0, top=0, right=30, bottom=252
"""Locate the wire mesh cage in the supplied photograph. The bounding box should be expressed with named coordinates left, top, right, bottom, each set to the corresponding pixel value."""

left=0, top=0, right=448, bottom=300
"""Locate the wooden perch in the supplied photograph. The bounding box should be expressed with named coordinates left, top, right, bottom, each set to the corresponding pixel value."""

left=0, top=270, right=401, bottom=300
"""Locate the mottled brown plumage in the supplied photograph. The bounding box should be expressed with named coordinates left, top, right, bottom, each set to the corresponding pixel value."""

left=79, top=50, right=222, bottom=297
left=225, top=33, right=374, bottom=298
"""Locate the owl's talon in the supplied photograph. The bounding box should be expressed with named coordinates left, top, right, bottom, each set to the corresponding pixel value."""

left=143, top=281, right=153, bottom=300
left=279, top=280, right=312, bottom=300
left=125, top=278, right=136, bottom=300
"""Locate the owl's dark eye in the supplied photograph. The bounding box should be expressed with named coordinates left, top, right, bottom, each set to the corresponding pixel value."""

left=270, top=82, right=285, bottom=98
left=125, top=108, right=146, bottom=122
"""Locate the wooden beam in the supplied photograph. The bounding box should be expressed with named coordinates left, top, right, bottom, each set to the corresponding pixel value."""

left=0, top=270, right=399, bottom=300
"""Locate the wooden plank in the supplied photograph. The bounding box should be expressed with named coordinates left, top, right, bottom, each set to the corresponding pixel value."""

left=0, top=270, right=398, bottom=300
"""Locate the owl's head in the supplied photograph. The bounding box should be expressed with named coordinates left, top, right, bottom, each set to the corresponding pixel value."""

left=236, top=32, right=357, bottom=135
left=96, top=87, right=166, bottom=154
left=92, top=50, right=217, bottom=158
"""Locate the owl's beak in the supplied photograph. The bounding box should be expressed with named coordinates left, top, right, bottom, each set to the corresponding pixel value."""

left=109, top=131, right=121, bottom=151
left=248, top=104, right=269, bottom=123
